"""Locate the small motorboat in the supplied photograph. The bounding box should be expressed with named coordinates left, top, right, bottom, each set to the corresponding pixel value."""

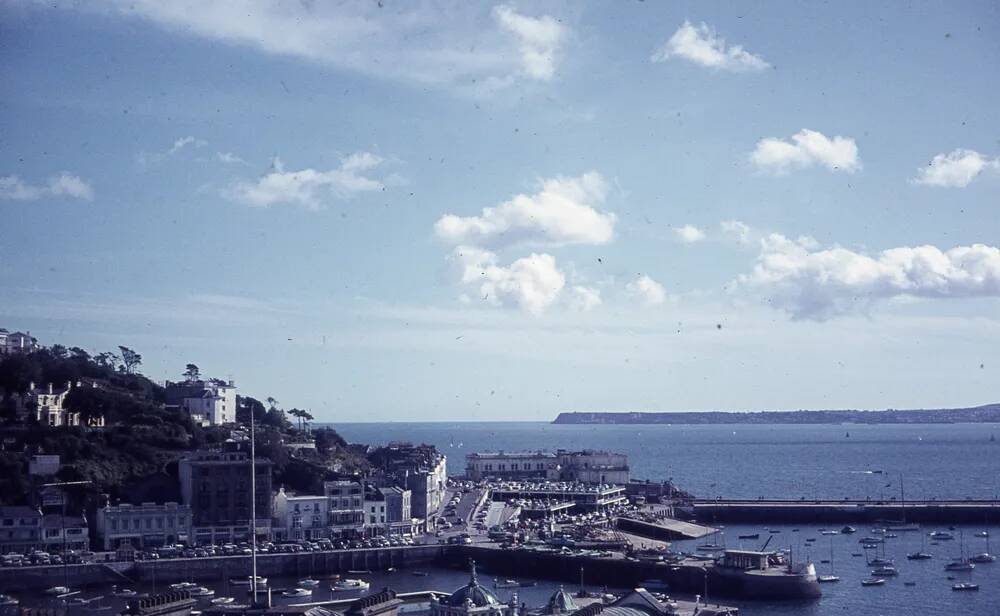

left=330, top=579, right=369, bottom=593
left=170, top=583, right=199, bottom=591
left=737, top=533, right=759, bottom=540
left=210, top=598, right=235, bottom=606
left=282, top=588, right=313, bottom=598
left=906, top=552, right=932, bottom=560
left=112, top=589, right=140, bottom=598
left=0, top=595, right=20, bottom=607
left=929, top=531, right=953, bottom=541
left=817, top=575, right=840, bottom=584
left=493, top=579, right=520, bottom=589
left=871, top=567, right=898, bottom=577
left=952, top=583, right=979, bottom=591
left=973, top=531, right=989, bottom=538
left=861, top=578, right=885, bottom=586
left=768, top=529, right=782, bottom=534
left=969, top=553, right=996, bottom=563
left=45, top=587, right=71, bottom=596
left=297, top=579, right=320, bottom=589
left=229, top=576, right=268, bottom=587
left=411, top=571, right=429, bottom=577
left=851, top=553, right=863, bottom=557
left=820, top=530, right=839, bottom=536
left=189, top=587, right=215, bottom=598
left=805, top=538, right=816, bottom=543
left=869, top=557, right=894, bottom=567
left=69, top=597, right=91, bottom=606
left=885, top=533, right=899, bottom=539
left=944, top=561, right=974, bottom=572
left=903, top=581, right=916, bottom=587
left=841, top=526, right=857, bottom=534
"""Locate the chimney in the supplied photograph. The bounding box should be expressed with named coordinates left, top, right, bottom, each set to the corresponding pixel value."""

left=29, top=381, right=35, bottom=392
left=48, top=383, right=53, bottom=394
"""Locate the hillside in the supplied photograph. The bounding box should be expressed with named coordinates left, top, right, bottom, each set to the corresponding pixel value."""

left=553, top=404, right=1000, bottom=425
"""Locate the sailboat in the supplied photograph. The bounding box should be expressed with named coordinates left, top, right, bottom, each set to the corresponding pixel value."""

left=817, top=536, right=840, bottom=583
left=969, top=532, right=996, bottom=564
left=884, top=475, right=919, bottom=531
left=944, top=530, right=975, bottom=572
left=906, top=530, right=932, bottom=560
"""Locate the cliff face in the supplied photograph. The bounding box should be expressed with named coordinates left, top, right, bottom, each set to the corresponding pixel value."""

left=553, top=404, right=1000, bottom=425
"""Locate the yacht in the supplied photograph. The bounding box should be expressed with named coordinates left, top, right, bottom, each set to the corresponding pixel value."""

left=297, top=579, right=320, bottom=589
left=868, top=557, right=894, bottom=567
left=282, top=588, right=313, bottom=598
left=841, top=526, right=856, bottom=534
left=816, top=575, right=840, bottom=583
left=870, top=566, right=898, bottom=577
left=929, top=531, right=954, bottom=541
left=229, top=576, right=268, bottom=587
left=112, top=589, right=140, bottom=598
left=330, top=579, right=369, bottom=593
left=44, top=587, right=71, bottom=596
left=493, top=579, right=520, bottom=589
left=973, top=531, right=989, bottom=538
left=861, top=578, right=885, bottom=586
left=968, top=553, right=995, bottom=564
left=906, top=551, right=932, bottom=560
left=944, top=561, right=974, bottom=572
left=210, top=598, right=235, bottom=606
left=170, top=583, right=199, bottom=591
left=952, top=582, right=979, bottom=591
left=189, top=587, right=215, bottom=598
left=737, top=533, right=759, bottom=540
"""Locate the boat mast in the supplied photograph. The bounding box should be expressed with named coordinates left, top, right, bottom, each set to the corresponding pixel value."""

left=899, top=474, right=905, bottom=524
left=250, top=417, right=258, bottom=605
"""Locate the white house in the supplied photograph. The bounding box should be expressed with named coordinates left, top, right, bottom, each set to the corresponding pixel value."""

left=272, top=488, right=329, bottom=541
left=164, top=380, right=237, bottom=426
left=23, top=381, right=105, bottom=428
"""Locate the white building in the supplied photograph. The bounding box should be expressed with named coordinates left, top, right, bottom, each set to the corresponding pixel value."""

left=466, top=449, right=629, bottom=485
left=164, top=380, right=237, bottom=426
left=273, top=488, right=329, bottom=541
left=95, top=502, right=192, bottom=550
left=323, top=479, right=365, bottom=538
left=0, top=329, right=38, bottom=355
left=22, top=381, right=105, bottom=428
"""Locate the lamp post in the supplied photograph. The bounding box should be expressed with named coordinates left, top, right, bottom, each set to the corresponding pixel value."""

left=41, top=480, right=91, bottom=591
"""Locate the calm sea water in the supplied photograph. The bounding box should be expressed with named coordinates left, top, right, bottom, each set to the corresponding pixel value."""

left=333, top=421, right=1000, bottom=616
left=334, top=422, right=1000, bottom=501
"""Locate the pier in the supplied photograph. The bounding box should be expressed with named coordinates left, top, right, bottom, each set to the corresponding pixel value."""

left=616, top=517, right=718, bottom=541
left=689, top=498, right=1000, bottom=523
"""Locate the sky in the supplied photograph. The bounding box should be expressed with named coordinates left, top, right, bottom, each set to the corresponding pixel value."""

left=1, top=1, right=999, bottom=421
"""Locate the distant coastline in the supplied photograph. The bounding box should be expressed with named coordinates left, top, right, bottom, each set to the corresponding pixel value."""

left=552, top=404, right=1000, bottom=425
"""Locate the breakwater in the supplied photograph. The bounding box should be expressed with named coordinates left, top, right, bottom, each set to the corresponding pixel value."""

left=0, top=545, right=447, bottom=593
left=689, top=499, right=1000, bottom=523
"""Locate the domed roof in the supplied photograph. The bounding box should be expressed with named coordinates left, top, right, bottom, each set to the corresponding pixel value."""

left=446, top=561, right=500, bottom=608
left=545, top=587, right=578, bottom=614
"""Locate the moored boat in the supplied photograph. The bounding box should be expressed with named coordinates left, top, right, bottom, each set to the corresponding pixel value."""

left=210, top=598, right=235, bottom=606
left=282, top=588, right=313, bottom=598
left=861, top=578, right=885, bottom=586
left=952, top=582, right=978, bottom=591
left=189, top=587, right=214, bottom=598
left=330, top=579, right=369, bottom=593
left=297, top=579, right=320, bottom=589
left=229, top=576, right=268, bottom=587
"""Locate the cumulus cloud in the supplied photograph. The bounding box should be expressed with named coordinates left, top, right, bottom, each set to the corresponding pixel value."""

left=493, top=5, right=567, bottom=81
left=626, top=275, right=667, bottom=306
left=750, top=129, right=860, bottom=175
left=63, top=1, right=568, bottom=93
left=0, top=173, right=94, bottom=201
left=567, top=285, right=602, bottom=312
left=720, top=219, right=752, bottom=244
left=651, top=20, right=768, bottom=72
left=675, top=224, right=706, bottom=243
left=435, top=172, right=615, bottom=249
left=449, top=246, right=566, bottom=315
left=912, top=149, right=999, bottom=188
left=223, top=153, right=385, bottom=209
left=741, top=233, right=1000, bottom=319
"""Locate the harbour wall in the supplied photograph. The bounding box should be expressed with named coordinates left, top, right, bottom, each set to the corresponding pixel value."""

left=689, top=500, right=1000, bottom=524
left=0, top=546, right=447, bottom=593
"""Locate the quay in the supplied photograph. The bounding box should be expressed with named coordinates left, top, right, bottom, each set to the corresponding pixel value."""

left=688, top=498, right=1000, bottom=523
left=616, top=518, right=718, bottom=541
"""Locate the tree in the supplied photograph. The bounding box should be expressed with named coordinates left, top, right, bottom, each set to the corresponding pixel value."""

left=50, top=344, right=68, bottom=359
left=301, top=410, right=314, bottom=432
left=95, top=351, right=119, bottom=370
left=314, top=428, right=347, bottom=457
left=288, top=408, right=305, bottom=431
left=118, top=347, right=142, bottom=374
left=183, top=364, right=201, bottom=382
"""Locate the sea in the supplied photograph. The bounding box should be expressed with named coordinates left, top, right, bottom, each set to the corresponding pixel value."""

left=334, top=421, right=1000, bottom=616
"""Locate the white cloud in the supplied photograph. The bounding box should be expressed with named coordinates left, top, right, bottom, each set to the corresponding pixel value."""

left=750, top=129, right=861, bottom=175
left=912, top=149, right=999, bottom=188
left=223, top=153, right=385, bottom=209
left=435, top=172, right=615, bottom=249
left=567, top=285, right=602, bottom=312
left=64, top=1, right=568, bottom=93
left=169, top=135, right=207, bottom=154
left=675, top=224, right=706, bottom=243
left=0, top=173, right=94, bottom=201
left=449, top=246, right=566, bottom=315
left=651, top=20, right=769, bottom=72
left=216, top=151, right=248, bottom=165
left=493, top=5, right=567, bottom=81
left=721, top=219, right=752, bottom=244
left=741, top=233, right=1000, bottom=320
left=626, top=275, right=667, bottom=306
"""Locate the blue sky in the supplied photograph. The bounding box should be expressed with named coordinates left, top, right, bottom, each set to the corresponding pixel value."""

left=2, top=1, right=999, bottom=421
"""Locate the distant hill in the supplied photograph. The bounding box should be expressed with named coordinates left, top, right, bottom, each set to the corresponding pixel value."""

left=553, top=404, right=1000, bottom=425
